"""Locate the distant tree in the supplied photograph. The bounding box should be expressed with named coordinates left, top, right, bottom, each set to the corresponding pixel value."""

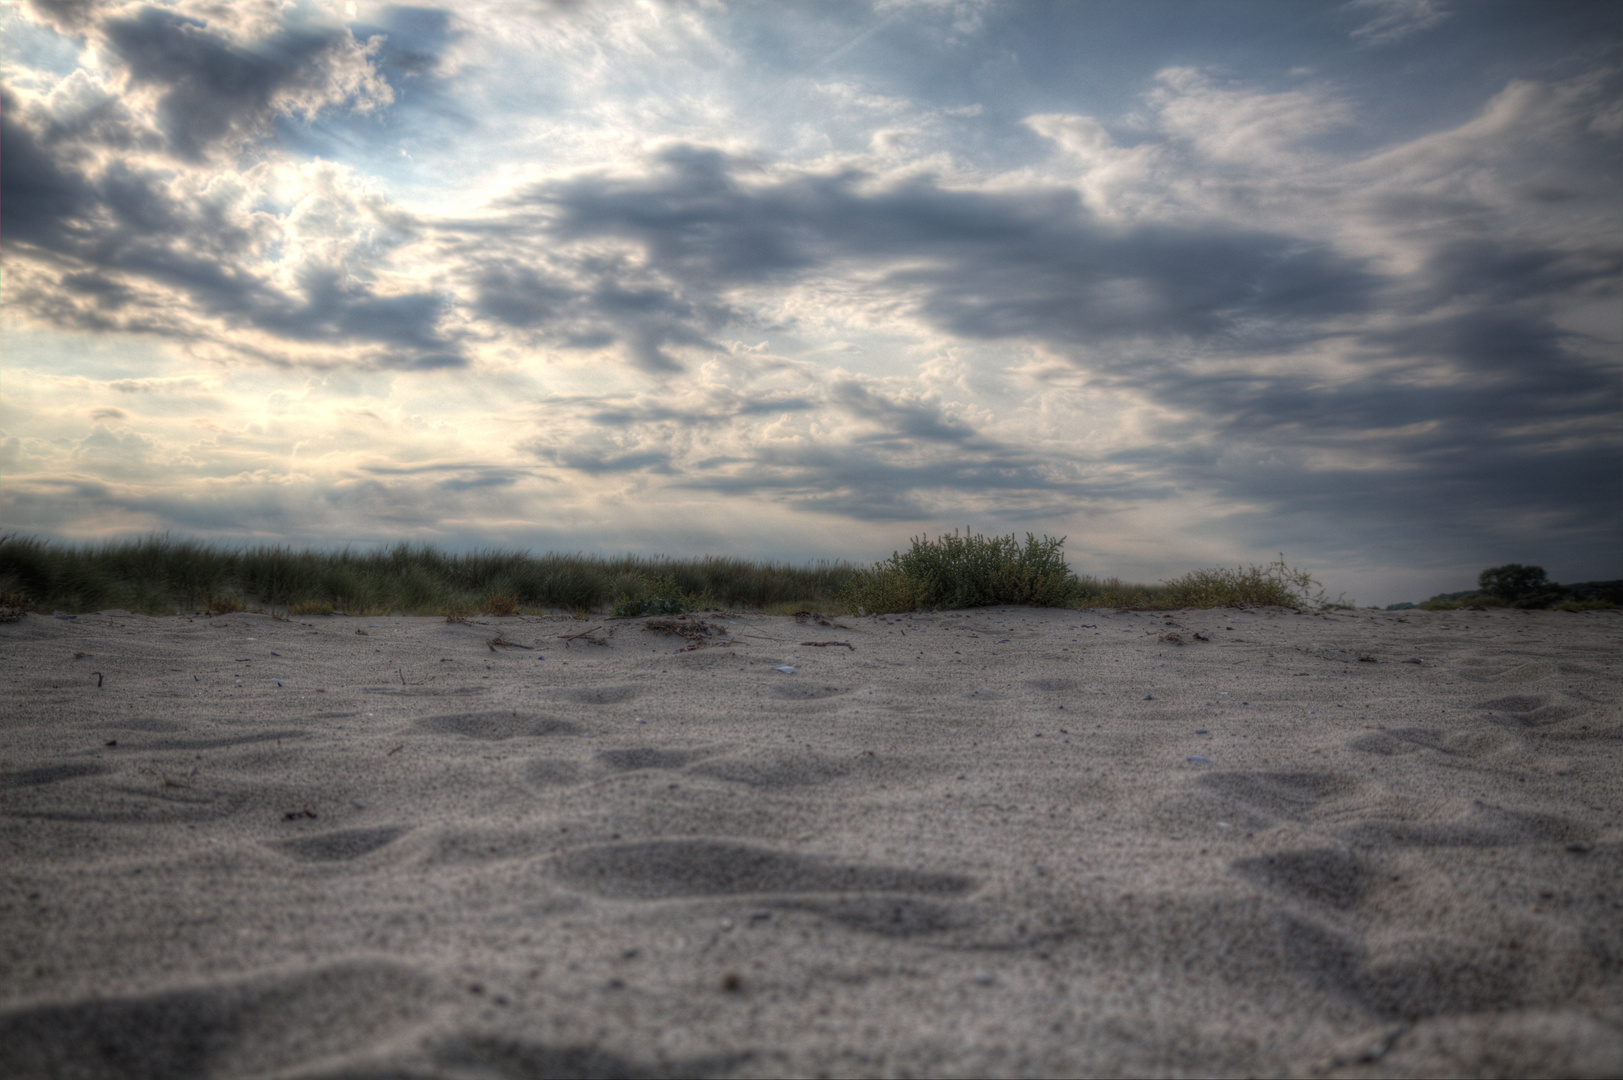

left=1478, top=563, right=1550, bottom=602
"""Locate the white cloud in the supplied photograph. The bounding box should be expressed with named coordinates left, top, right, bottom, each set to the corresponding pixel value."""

left=1022, top=114, right=1163, bottom=218
left=1151, top=67, right=1351, bottom=163
left=1346, top=0, right=1451, bottom=46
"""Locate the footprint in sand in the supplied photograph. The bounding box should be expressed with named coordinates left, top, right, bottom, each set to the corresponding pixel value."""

left=524, top=758, right=584, bottom=787
left=596, top=747, right=711, bottom=772
left=1231, top=847, right=1374, bottom=910
left=1473, top=694, right=1587, bottom=728
left=428, top=1037, right=751, bottom=1080
left=1348, top=727, right=1515, bottom=758
left=417, top=712, right=579, bottom=740
left=0, top=961, right=439, bottom=1080
left=269, top=825, right=410, bottom=862
left=1197, top=770, right=1366, bottom=822
left=1340, top=804, right=1594, bottom=849
left=1, top=763, right=111, bottom=788
left=690, top=752, right=868, bottom=788
left=549, top=838, right=977, bottom=900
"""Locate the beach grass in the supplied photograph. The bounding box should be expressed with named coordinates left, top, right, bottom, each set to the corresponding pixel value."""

left=0, top=532, right=1335, bottom=617
left=0, top=535, right=857, bottom=617
left=841, top=533, right=1332, bottom=613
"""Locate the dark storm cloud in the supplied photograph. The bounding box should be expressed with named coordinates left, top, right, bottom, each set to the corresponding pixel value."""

left=677, top=440, right=1136, bottom=523
left=585, top=394, right=816, bottom=427
left=1, top=75, right=459, bottom=368
left=466, top=139, right=1384, bottom=386
left=485, top=141, right=1615, bottom=551
left=1409, top=238, right=1621, bottom=311
left=825, top=379, right=975, bottom=444
left=468, top=247, right=734, bottom=373
left=22, top=0, right=99, bottom=35
left=515, top=145, right=1382, bottom=353
left=101, top=5, right=383, bottom=161
left=1186, top=428, right=1621, bottom=578
left=358, top=462, right=533, bottom=492
left=0, top=88, right=100, bottom=252
left=534, top=375, right=1142, bottom=520
left=1091, top=306, right=1617, bottom=559
left=471, top=263, right=575, bottom=330
left=537, top=447, right=677, bottom=476
left=1, top=3, right=453, bottom=367
left=0, top=468, right=538, bottom=542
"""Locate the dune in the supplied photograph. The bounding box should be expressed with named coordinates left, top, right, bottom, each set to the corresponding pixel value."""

left=2, top=604, right=1620, bottom=1078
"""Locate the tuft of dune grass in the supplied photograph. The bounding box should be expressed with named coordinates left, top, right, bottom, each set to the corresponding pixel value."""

left=1156, top=555, right=1335, bottom=610
left=843, top=531, right=1077, bottom=613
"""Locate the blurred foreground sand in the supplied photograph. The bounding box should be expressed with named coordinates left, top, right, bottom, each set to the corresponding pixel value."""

left=2, top=605, right=1620, bottom=1078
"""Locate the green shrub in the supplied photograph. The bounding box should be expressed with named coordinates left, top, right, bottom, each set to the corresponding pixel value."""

left=1158, top=556, right=1328, bottom=610
left=1478, top=563, right=1550, bottom=604
left=612, top=573, right=709, bottom=617
left=843, top=531, right=1079, bottom=613
left=1549, top=598, right=1614, bottom=612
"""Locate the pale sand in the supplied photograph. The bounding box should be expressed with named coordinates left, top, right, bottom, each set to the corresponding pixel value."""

left=2, top=605, right=1620, bottom=1079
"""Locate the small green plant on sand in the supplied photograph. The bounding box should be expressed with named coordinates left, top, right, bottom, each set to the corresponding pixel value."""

left=843, top=531, right=1077, bottom=614
left=1158, top=556, right=1332, bottom=610
left=480, top=593, right=520, bottom=617
left=612, top=574, right=707, bottom=617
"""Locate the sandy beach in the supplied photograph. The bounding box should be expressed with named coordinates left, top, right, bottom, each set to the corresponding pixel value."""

left=2, top=604, right=1620, bottom=1078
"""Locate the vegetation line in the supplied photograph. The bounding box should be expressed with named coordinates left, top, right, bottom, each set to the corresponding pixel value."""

left=0, top=530, right=1359, bottom=618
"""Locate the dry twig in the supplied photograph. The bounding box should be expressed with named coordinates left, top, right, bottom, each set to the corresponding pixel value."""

left=642, top=618, right=736, bottom=651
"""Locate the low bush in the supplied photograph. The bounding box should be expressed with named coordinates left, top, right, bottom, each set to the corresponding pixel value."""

left=1157, top=556, right=1329, bottom=609
left=844, top=531, right=1080, bottom=613
left=1478, top=563, right=1551, bottom=604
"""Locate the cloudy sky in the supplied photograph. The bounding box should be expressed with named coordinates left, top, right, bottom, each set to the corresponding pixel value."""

left=2, top=0, right=1618, bottom=604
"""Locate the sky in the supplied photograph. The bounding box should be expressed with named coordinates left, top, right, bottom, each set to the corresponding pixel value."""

left=2, top=0, right=1619, bottom=605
